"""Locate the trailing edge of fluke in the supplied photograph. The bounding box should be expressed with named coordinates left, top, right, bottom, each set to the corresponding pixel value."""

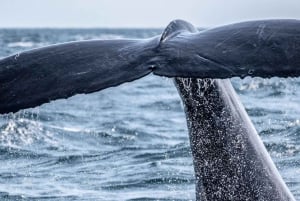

left=0, top=19, right=300, bottom=114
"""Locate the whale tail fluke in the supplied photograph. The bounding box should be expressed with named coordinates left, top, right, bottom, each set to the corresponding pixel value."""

left=1, top=19, right=300, bottom=114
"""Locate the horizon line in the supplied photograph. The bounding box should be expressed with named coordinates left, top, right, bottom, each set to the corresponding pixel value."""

left=0, top=26, right=165, bottom=29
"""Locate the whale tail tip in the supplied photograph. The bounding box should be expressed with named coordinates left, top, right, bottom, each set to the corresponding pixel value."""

left=160, top=19, right=198, bottom=43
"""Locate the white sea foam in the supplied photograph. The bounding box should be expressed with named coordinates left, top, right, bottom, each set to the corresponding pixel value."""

left=72, top=34, right=124, bottom=41
left=97, top=34, right=124, bottom=40
left=0, top=118, right=57, bottom=148
left=7, top=42, right=35, bottom=48
left=7, top=41, right=49, bottom=48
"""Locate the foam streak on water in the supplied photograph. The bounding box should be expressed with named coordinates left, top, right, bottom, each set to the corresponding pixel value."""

left=0, top=29, right=299, bottom=201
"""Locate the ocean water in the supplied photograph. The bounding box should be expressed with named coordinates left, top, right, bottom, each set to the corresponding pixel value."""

left=0, top=28, right=299, bottom=201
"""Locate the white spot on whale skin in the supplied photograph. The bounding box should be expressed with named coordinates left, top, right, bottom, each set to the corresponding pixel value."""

left=248, top=69, right=254, bottom=75
left=256, top=24, right=266, bottom=40
left=72, top=69, right=92, bottom=76
left=14, top=53, right=20, bottom=60
left=75, top=71, right=90, bottom=76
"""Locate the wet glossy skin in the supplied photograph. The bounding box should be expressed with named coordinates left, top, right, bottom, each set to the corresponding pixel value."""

left=174, top=78, right=295, bottom=200
left=1, top=19, right=300, bottom=114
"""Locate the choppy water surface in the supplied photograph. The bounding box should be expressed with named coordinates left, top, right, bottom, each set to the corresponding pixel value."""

left=0, top=29, right=299, bottom=201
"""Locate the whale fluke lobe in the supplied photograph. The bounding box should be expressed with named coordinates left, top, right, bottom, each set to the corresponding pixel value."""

left=0, top=38, right=159, bottom=114
left=155, top=19, right=300, bottom=78
left=1, top=19, right=300, bottom=114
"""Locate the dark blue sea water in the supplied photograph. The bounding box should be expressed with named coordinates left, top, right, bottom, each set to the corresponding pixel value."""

left=0, top=29, right=299, bottom=201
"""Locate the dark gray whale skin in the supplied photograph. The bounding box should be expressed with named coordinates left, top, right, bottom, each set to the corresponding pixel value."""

left=174, top=78, right=295, bottom=201
left=1, top=19, right=300, bottom=114
left=0, top=37, right=159, bottom=114
left=155, top=19, right=300, bottom=78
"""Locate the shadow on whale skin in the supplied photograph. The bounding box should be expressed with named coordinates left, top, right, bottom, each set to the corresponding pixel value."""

left=0, top=19, right=300, bottom=200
